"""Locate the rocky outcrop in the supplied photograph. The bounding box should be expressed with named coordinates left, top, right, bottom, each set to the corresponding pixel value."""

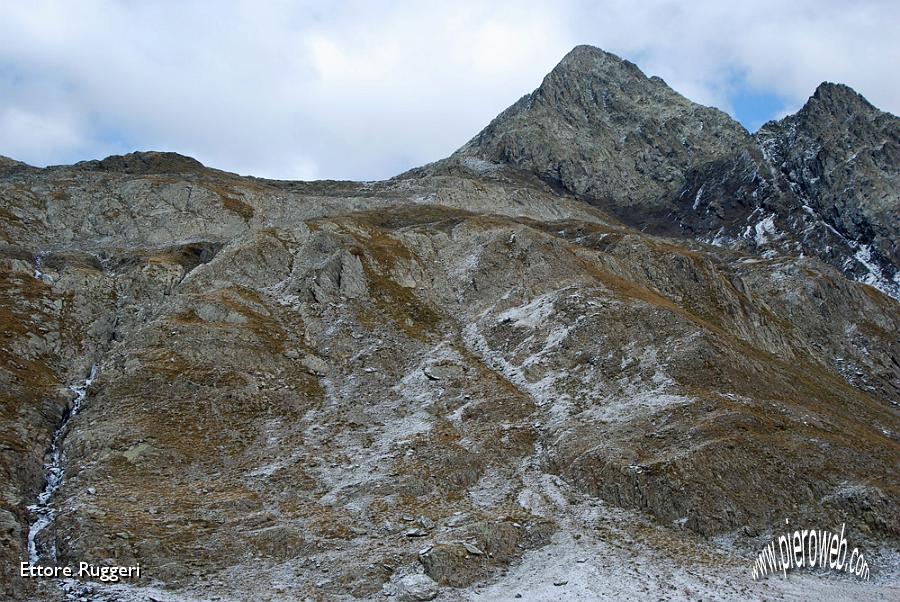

left=73, top=151, right=206, bottom=176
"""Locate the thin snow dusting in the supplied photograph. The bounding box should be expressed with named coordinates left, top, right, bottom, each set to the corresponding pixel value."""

left=798, top=202, right=900, bottom=299
left=450, top=471, right=900, bottom=601
left=583, top=390, right=692, bottom=425
left=461, top=157, right=503, bottom=176
left=496, top=291, right=559, bottom=329
left=853, top=242, right=900, bottom=297
left=582, top=346, right=691, bottom=424
left=312, top=362, right=435, bottom=505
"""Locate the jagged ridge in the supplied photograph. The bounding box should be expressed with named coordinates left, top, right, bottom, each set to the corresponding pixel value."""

left=446, top=45, right=899, bottom=298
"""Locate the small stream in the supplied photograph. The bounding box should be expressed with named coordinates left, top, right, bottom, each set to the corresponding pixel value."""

left=26, top=364, right=98, bottom=565
left=33, top=251, right=47, bottom=281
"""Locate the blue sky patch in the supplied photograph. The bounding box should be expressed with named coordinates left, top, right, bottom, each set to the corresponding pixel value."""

left=728, top=86, right=791, bottom=132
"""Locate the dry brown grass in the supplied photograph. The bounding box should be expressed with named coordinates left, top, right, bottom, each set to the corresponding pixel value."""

left=221, top=196, right=255, bottom=221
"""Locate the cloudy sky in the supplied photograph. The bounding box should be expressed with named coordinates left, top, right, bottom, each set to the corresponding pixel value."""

left=1, top=1, right=898, bottom=180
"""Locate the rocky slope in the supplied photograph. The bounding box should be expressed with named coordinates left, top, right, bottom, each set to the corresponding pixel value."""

left=0, top=46, right=898, bottom=601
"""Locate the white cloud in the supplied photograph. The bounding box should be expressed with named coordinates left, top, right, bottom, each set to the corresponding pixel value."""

left=0, top=106, right=81, bottom=157
left=0, top=0, right=897, bottom=180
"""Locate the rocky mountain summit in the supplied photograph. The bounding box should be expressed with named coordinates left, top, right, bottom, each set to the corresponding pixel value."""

left=0, top=46, right=898, bottom=601
left=450, top=46, right=761, bottom=224
left=757, top=82, right=899, bottom=293
left=443, top=45, right=900, bottom=298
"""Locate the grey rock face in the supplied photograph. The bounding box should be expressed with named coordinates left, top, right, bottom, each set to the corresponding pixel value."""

left=0, top=45, right=897, bottom=601
left=757, top=83, right=899, bottom=294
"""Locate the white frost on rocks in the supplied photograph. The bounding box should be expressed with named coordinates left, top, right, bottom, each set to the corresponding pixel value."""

left=495, top=290, right=559, bottom=329
left=464, top=467, right=900, bottom=601
left=460, top=157, right=503, bottom=176
left=853, top=242, right=900, bottom=297
left=581, top=346, right=691, bottom=424
left=799, top=202, right=900, bottom=299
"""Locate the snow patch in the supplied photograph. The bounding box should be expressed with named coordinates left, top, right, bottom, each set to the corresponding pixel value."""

left=752, top=214, right=778, bottom=246
left=692, top=185, right=705, bottom=211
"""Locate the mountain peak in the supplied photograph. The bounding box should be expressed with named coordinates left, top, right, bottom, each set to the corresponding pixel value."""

left=754, top=78, right=899, bottom=297
left=555, top=45, right=641, bottom=72
left=542, top=45, right=649, bottom=93
left=452, top=45, right=754, bottom=227
left=813, top=81, right=868, bottom=102
left=802, top=81, right=878, bottom=120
